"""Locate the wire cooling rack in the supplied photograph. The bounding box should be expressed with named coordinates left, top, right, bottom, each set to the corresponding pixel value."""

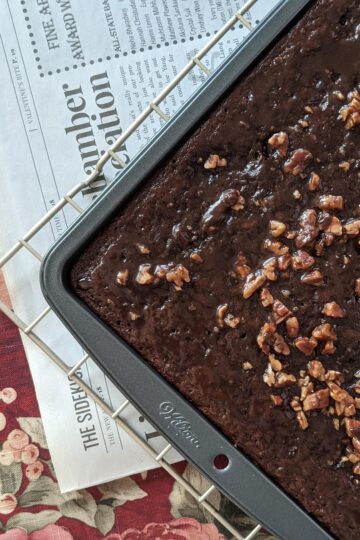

left=0, top=1, right=268, bottom=538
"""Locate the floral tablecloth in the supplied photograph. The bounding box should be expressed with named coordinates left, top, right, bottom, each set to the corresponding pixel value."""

left=0, top=275, right=273, bottom=540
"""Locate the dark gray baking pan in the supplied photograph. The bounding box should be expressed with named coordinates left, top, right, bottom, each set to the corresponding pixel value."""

left=41, top=1, right=334, bottom=539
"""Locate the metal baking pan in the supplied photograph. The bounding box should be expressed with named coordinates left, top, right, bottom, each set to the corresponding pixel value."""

left=41, top=1, right=334, bottom=539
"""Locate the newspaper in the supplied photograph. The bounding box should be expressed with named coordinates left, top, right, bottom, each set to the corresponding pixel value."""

left=0, top=0, right=278, bottom=493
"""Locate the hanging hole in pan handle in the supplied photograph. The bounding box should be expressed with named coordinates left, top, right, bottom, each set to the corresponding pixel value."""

left=213, top=453, right=230, bottom=470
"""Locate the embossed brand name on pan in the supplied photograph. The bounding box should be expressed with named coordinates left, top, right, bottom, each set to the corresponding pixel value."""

left=159, top=402, right=200, bottom=448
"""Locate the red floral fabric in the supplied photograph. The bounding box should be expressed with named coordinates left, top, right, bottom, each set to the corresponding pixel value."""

left=0, top=276, right=271, bottom=540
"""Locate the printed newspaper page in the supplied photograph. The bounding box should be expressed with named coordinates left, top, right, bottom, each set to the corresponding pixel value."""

left=0, top=0, right=278, bottom=492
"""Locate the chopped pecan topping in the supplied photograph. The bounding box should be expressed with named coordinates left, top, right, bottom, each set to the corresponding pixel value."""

left=262, top=257, right=278, bottom=281
left=312, top=323, right=337, bottom=341
left=333, top=418, right=340, bottom=431
left=274, top=371, right=296, bottom=387
left=129, top=311, right=141, bottom=321
left=301, top=270, right=324, bottom=286
left=257, top=321, right=276, bottom=354
left=299, top=377, right=314, bottom=402
left=165, top=264, right=190, bottom=289
left=307, top=360, right=326, bottom=381
left=116, top=269, right=129, bottom=286
left=334, top=90, right=345, bottom=101
left=296, top=411, right=309, bottom=430
left=292, top=250, right=315, bottom=270
left=216, top=304, right=228, bottom=328
left=235, top=255, right=251, bottom=278
left=243, top=270, right=266, bottom=299
left=321, top=340, right=336, bottom=355
left=278, top=253, right=292, bottom=271
left=293, top=189, right=302, bottom=200
left=355, top=278, right=360, bottom=297
left=324, top=216, right=342, bottom=236
left=303, top=389, right=330, bottom=411
left=285, top=316, right=299, bottom=338
left=268, top=131, right=289, bottom=157
left=283, top=148, right=313, bottom=176
left=264, top=239, right=289, bottom=256
left=298, top=119, right=309, bottom=128
left=136, top=243, right=150, bottom=254
left=295, top=209, right=319, bottom=248
left=224, top=313, right=241, bottom=329
left=190, top=252, right=203, bottom=263
left=338, top=88, right=360, bottom=130
left=317, top=195, right=344, bottom=211
left=135, top=264, right=155, bottom=285
left=154, top=264, right=169, bottom=279
left=285, top=230, right=296, bottom=240
left=273, top=333, right=291, bottom=356
left=260, top=287, right=274, bottom=307
left=269, top=220, right=287, bottom=238
left=308, top=172, right=321, bottom=191
left=294, top=336, right=318, bottom=356
left=204, top=154, right=227, bottom=169
left=353, top=437, right=360, bottom=453
left=344, top=418, right=360, bottom=438
left=270, top=394, right=283, bottom=406
left=272, top=299, right=292, bottom=324
left=269, top=353, right=283, bottom=372
left=343, top=219, right=360, bottom=237
left=322, top=301, right=344, bottom=318
left=328, top=382, right=354, bottom=414
left=304, top=105, right=314, bottom=114
left=231, top=194, right=246, bottom=211
left=243, top=361, right=253, bottom=371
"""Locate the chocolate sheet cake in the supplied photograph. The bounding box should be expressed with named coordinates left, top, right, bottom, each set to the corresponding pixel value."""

left=72, top=1, right=360, bottom=537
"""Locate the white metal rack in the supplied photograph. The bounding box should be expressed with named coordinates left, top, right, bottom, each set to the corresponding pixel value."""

left=0, top=1, right=268, bottom=538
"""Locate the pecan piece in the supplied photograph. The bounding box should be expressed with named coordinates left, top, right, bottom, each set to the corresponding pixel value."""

left=308, top=172, right=321, bottom=192
left=260, top=288, right=274, bottom=307
left=224, top=313, right=241, bottom=329
left=296, top=410, right=309, bottom=430
left=274, top=371, right=296, bottom=387
left=190, top=252, right=203, bottom=263
left=317, top=195, right=343, bottom=211
left=355, top=278, right=360, bottom=297
left=116, top=269, right=129, bottom=286
left=269, top=353, right=283, bottom=372
left=257, top=321, right=276, bottom=354
left=270, top=394, right=283, bottom=406
left=135, top=264, right=154, bottom=285
left=272, top=299, right=292, bottom=324
left=204, top=154, right=227, bottom=169
left=343, top=219, right=360, bottom=237
left=294, top=337, right=318, bottom=356
left=295, top=209, right=319, bottom=248
left=344, top=418, right=360, bottom=438
left=264, top=239, right=289, bottom=256
left=303, top=389, right=330, bottom=411
left=268, top=131, right=289, bottom=157
left=322, top=302, right=344, bottom=318
left=263, top=363, right=276, bottom=387
left=290, top=397, right=302, bottom=412
left=235, top=255, right=251, bottom=278
left=312, top=323, right=337, bottom=341
left=307, top=360, right=326, bottom=381
left=216, top=304, right=228, bottom=328
left=338, top=89, right=360, bottom=130
left=273, top=333, right=290, bottom=356
left=243, top=361, right=253, bottom=371
left=166, top=264, right=190, bottom=289
left=243, top=270, right=266, bottom=299
left=292, top=250, right=315, bottom=270
left=278, top=253, right=292, bottom=271
left=283, top=148, right=313, bottom=175
left=263, top=257, right=278, bottom=281
left=324, top=216, right=342, bottom=236
left=136, top=243, right=150, bottom=254
left=231, top=194, right=246, bottom=211
left=321, top=340, right=336, bottom=355
left=301, top=270, right=324, bottom=286
left=285, top=316, right=299, bottom=338
left=269, top=220, right=287, bottom=238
